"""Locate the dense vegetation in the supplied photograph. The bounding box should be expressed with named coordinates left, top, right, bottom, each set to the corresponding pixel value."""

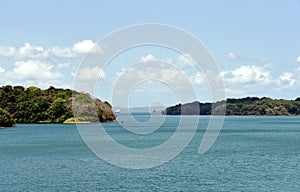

left=0, top=85, right=116, bottom=125
left=162, top=97, right=300, bottom=116
left=0, top=108, right=15, bottom=127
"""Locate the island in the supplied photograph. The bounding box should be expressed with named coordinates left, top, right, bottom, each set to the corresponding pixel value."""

left=162, top=97, right=300, bottom=116
left=0, top=85, right=116, bottom=127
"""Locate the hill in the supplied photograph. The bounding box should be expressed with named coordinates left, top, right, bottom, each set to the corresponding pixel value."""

left=0, top=85, right=116, bottom=126
left=162, top=97, right=300, bottom=116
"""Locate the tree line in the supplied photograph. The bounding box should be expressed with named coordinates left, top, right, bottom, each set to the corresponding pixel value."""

left=162, top=97, right=300, bottom=116
left=0, top=85, right=116, bottom=127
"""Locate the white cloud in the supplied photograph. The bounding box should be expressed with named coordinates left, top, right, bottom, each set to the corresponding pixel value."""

left=276, top=72, right=295, bottom=87
left=0, top=66, right=5, bottom=73
left=19, top=43, right=48, bottom=59
left=13, top=61, right=60, bottom=80
left=297, top=56, right=300, bottom=62
left=0, top=40, right=105, bottom=91
left=76, top=66, right=106, bottom=81
left=141, top=54, right=155, bottom=62
left=0, top=40, right=102, bottom=60
left=72, top=40, right=102, bottom=54
left=226, top=52, right=240, bottom=60
left=219, top=64, right=300, bottom=98
left=51, top=40, right=103, bottom=58
left=11, top=60, right=63, bottom=80
left=139, top=53, right=196, bottom=69
left=0, top=43, right=49, bottom=59
left=50, top=46, right=76, bottom=58
left=0, top=46, right=17, bottom=58
left=222, top=65, right=271, bottom=85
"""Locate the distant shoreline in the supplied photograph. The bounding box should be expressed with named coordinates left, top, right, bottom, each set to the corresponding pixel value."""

left=163, top=97, right=300, bottom=116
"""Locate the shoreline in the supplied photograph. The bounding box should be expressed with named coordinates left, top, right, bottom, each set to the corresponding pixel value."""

left=0, top=126, right=13, bottom=129
left=63, top=121, right=92, bottom=124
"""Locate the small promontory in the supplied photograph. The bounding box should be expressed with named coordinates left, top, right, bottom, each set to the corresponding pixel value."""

left=0, top=85, right=116, bottom=124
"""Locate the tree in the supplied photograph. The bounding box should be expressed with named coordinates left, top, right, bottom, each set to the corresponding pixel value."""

left=47, top=98, right=72, bottom=123
left=0, top=108, right=15, bottom=127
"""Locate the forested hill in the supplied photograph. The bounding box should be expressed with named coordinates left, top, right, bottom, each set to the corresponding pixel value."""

left=162, top=97, right=300, bottom=116
left=0, top=85, right=116, bottom=126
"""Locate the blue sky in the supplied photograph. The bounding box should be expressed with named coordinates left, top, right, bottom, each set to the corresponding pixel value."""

left=0, top=0, right=300, bottom=107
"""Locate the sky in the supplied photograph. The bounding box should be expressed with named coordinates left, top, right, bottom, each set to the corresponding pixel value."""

left=0, top=0, right=300, bottom=107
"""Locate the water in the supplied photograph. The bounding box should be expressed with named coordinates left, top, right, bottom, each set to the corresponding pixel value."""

left=0, top=116, right=300, bottom=191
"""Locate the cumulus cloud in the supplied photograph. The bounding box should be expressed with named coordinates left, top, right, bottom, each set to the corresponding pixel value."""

left=219, top=64, right=299, bottom=97
left=0, top=46, right=17, bottom=58
left=19, top=43, right=48, bottom=59
left=51, top=40, right=103, bottom=58
left=297, top=56, right=300, bottom=62
left=76, top=66, right=106, bottom=81
left=222, top=65, right=271, bottom=85
left=140, top=53, right=196, bottom=68
left=276, top=72, right=296, bottom=87
left=222, top=65, right=296, bottom=89
left=0, top=43, right=49, bottom=59
left=50, top=46, right=76, bottom=58
left=0, top=40, right=106, bottom=90
left=73, top=40, right=102, bottom=54
left=0, top=40, right=102, bottom=60
left=141, top=54, right=155, bottom=62
left=11, top=60, right=63, bottom=80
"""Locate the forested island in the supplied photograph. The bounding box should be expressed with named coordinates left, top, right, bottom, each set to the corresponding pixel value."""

left=162, top=97, right=300, bottom=116
left=0, top=85, right=116, bottom=127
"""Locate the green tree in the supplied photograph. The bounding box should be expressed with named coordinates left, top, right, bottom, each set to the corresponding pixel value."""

left=0, top=108, right=15, bottom=127
left=47, top=98, right=72, bottom=123
left=14, top=101, right=34, bottom=123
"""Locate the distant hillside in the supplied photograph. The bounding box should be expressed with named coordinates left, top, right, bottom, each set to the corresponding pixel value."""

left=162, top=97, right=300, bottom=116
left=0, top=85, right=116, bottom=126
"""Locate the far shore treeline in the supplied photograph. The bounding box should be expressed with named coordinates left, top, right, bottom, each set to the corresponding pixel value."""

left=0, top=85, right=116, bottom=127
left=2, top=84, right=300, bottom=127
left=162, top=97, right=300, bottom=116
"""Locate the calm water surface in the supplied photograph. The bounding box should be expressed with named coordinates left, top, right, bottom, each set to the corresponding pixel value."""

left=0, top=116, right=299, bottom=191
